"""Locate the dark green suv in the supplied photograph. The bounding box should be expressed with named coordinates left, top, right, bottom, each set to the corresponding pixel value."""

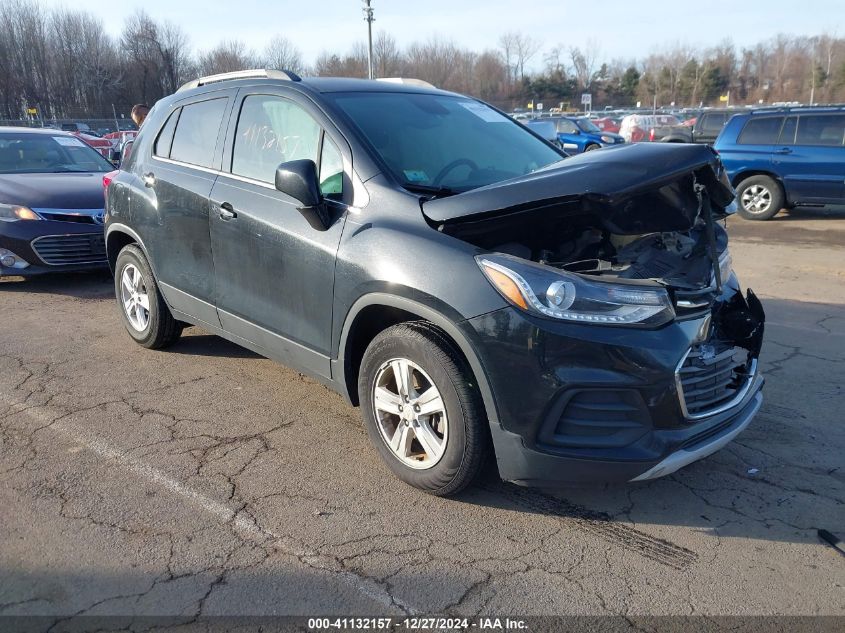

left=105, top=70, right=765, bottom=495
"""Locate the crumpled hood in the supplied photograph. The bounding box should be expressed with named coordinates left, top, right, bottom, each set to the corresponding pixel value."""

left=0, top=172, right=106, bottom=210
left=423, top=143, right=734, bottom=235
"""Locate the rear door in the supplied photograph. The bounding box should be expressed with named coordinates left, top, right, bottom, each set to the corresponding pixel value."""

left=773, top=113, right=845, bottom=204
left=208, top=89, right=350, bottom=378
left=135, top=91, right=234, bottom=326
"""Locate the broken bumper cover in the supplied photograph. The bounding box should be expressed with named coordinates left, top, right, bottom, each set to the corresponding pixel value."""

left=485, top=374, right=763, bottom=486
left=631, top=377, right=762, bottom=481
left=461, top=280, right=765, bottom=486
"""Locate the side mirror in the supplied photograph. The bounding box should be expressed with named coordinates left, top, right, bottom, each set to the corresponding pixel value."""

left=275, top=159, right=329, bottom=231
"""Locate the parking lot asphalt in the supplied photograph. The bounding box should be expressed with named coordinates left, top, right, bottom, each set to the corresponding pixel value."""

left=1, top=207, right=843, bottom=623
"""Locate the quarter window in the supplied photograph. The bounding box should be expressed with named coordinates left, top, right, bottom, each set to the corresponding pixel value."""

left=795, top=114, right=845, bottom=146
left=738, top=117, right=783, bottom=145
left=232, top=95, right=321, bottom=184
left=154, top=108, right=180, bottom=158
left=169, top=98, right=228, bottom=168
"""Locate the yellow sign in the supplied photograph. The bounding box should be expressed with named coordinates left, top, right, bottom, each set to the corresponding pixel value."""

left=26, top=107, right=37, bottom=115
left=527, top=101, right=534, bottom=110
left=719, top=95, right=729, bottom=102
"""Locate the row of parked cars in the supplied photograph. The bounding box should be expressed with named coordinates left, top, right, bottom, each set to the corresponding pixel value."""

left=514, top=106, right=845, bottom=221
left=0, top=71, right=767, bottom=497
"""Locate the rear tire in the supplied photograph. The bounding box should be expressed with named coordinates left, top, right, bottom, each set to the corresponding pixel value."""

left=735, top=175, right=784, bottom=220
left=358, top=322, right=488, bottom=496
left=114, top=244, right=182, bottom=349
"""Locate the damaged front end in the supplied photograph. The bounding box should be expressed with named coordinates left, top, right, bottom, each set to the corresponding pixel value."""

left=427, top=144, right=766, bottom=482
left=425, top=144, right=764, bottom=358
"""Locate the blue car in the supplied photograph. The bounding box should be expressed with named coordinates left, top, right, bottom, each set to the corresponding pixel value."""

left=549, top=116, right=625, bottom=153
left=714, top=106, right=845, bottom=220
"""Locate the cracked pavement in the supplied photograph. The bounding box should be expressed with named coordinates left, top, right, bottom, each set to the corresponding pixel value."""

left=0, top=207, right=843, bottom=624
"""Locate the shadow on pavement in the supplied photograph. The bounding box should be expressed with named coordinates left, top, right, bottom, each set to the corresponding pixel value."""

left=0, top=271, right=113, bottom=300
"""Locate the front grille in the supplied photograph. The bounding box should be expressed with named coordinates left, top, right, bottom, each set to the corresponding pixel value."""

left=676, top=339, right=754, bottom=419
left=31, top=234, right=107, bottom=265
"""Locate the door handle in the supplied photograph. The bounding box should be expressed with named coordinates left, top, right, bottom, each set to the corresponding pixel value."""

left=142, top=172, right=155, bottom=187
left=774, top=147, right=792, bottom=155
left=218, top=202, right=237, bottom=220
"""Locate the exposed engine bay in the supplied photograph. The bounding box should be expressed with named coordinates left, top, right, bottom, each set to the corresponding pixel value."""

left=487, top=222, right=727, bottom=292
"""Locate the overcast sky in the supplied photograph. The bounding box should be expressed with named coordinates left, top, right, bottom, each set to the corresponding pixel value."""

left=40, top=0, right=843, bottom=69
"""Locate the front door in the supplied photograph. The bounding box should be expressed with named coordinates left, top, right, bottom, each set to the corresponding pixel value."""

left=209, top=91, right=350, bottom=378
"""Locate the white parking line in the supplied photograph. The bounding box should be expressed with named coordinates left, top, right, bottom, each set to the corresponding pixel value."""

left=0, top=392, right=415, bottom=614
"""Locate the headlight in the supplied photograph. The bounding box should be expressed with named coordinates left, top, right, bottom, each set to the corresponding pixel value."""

left=600, top=135, right=615, bottom=143
left=477, top=254, right=675, bottom=326
left=0, top=203, right=41, bottom=222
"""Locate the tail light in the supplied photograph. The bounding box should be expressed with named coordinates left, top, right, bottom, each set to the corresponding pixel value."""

left=631, top=127, right=644, bottom=143
left=649, top=128, right=656, bottom=142
left=103, top=169, right=119, bottom=209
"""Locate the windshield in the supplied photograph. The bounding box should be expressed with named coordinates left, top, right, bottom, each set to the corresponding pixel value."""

left=0, top=132, right=114, bottom=174
left=328, top=92, right=563, bottom=193
left=575, top=118, right=601, bottom=133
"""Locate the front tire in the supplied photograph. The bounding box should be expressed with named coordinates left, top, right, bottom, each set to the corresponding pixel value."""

left=114, top=244, right=182, bottom=349
left=358, top=322, right=488, bottom=496
left=735, top=175, right=784, bottom=220
left=584, top=143, right=600, bottom=151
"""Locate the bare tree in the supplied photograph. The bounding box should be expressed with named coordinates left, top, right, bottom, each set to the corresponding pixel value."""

left=264, top=35, right=304, bottom=74
left=499, top=32, right=540, bottom=82
left=569, top=41, right=600, bottom=91
left=373, top=31, right=402, bottom=78
left=406, top=38, right=460, bottom=88
left=197, top=40, right=258, bottom=76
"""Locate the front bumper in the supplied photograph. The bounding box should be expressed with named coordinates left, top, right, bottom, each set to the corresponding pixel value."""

left=0, top=219, right=107, bottom=276
left=461, top=280, right=765, bottom=485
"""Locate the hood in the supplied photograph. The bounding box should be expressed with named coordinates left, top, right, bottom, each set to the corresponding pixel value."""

left=0, top=172, right=106, bottom=210
left=422, top=143, right=734, bottom=235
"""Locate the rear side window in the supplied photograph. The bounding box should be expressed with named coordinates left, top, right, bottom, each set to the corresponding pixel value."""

left=154, top=109, right=180, bottom=158
left=795, top=114, right=845, bottom=146
left=231, top=95, right=321, bottom=184
left=169, top=98, right=227, bottom=168
left=738, top=117, right=783, bottom=145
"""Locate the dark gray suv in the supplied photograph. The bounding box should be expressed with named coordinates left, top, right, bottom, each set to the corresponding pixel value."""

left=105, top=70, right=765, bottom=495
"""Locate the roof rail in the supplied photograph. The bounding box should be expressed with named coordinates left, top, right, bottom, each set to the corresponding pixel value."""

left=749, top=104, right=845, bottom=114
left=177, top=68, right=302, bottom=92
left=376, top=77, right=436, bottom=89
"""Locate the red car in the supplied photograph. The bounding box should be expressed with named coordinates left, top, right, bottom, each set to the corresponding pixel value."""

left=102, top=130, right=138, bottom=145
left=591, top=117, right=621, bottom=133
left=72, top=131, right=113, bottom=158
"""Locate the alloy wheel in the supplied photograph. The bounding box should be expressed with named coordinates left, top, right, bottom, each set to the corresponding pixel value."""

left=741, top=184, right=772, bottom=214
left=120, top=263, right=150, bottom=331
left=372, top=358, right=448, bottom=469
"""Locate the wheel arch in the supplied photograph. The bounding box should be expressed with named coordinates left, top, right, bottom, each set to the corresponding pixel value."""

left=106, top=224, right=153, bottom=275
left=336, top=294, right=501, bottom=429
left=730, top=170, right=784, bottom=189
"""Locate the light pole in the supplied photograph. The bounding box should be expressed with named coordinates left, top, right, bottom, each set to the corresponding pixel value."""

left=362, top=0, right=375, bottom=80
